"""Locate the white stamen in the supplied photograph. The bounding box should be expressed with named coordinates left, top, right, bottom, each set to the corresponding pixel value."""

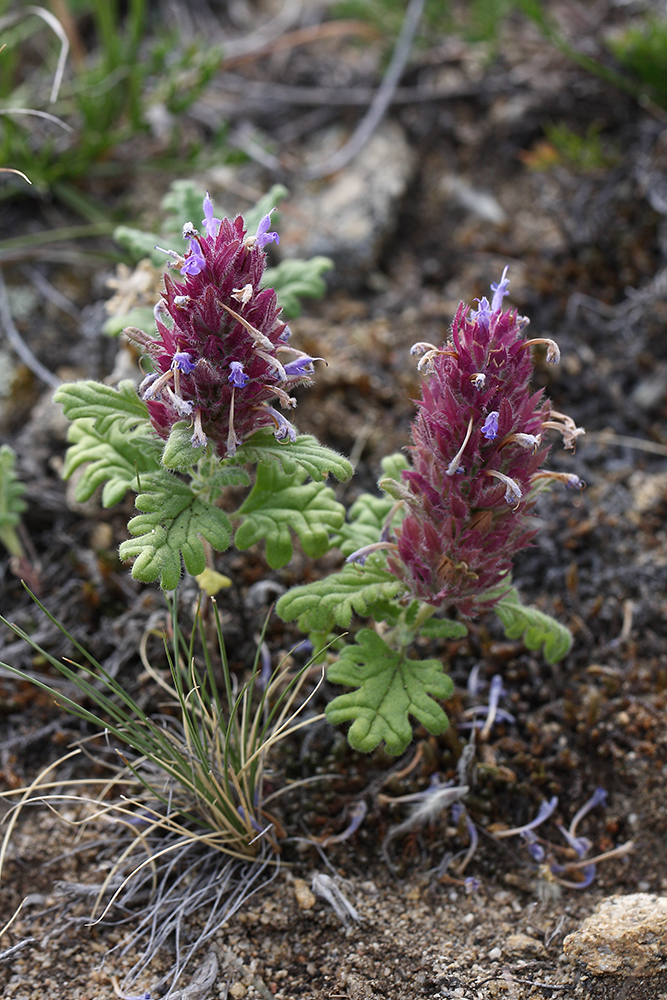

left=217, top=300, right=275, bottom=351
left=446, top=417, right=474, bottom=476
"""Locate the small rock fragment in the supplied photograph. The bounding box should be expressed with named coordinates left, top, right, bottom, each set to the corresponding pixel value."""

left=563, top=893, right=667, bottom=976
left=294, top=877, right=316, bottom=910
left=504, top=932, right=546, bottom=957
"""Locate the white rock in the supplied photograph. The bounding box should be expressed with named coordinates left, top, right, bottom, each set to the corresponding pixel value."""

left=563, top=893, right=667, bottom=976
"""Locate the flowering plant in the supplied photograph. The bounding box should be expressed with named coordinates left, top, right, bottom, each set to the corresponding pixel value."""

left=54, top=195, right=352, bottom=590
left=277, top=268, right=584, bottom=753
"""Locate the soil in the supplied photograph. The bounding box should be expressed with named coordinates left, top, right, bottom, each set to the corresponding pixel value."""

left=1, top=3, right=667, bottom=999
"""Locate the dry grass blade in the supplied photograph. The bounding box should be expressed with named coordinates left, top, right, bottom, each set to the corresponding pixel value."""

left=0, top=593, right=324, bottom=995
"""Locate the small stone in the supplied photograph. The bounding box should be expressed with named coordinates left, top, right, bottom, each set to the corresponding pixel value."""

left=229, top=983, right=247, bottom=999
left=294, top=877, right=316, bottom=910
left=504, top=932, right=546, bottom=957
left=488, top=947, right=502, bottom=960
left=563, top=893, right=667, bottom=976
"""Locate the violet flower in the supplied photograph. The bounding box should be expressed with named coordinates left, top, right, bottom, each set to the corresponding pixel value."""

left=125, top=196, right=315, bottom=458
left=386, top=266, right=585, bottom=614
left=253, top=209, right=280, bottom=250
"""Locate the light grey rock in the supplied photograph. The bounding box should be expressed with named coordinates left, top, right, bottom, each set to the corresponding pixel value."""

left=563, top=893, right=667, bottom=976
left=279, top=120, right=416, bottom=285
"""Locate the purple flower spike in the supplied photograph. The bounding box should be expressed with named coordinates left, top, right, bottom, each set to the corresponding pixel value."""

left=180, top=238, right=206, bottom=276
left=254, top=209, right=280, bottom=249
left=171, top=351, right=196, bottom=374
left=481, top=411, right=499, bottom=440
left=202, top=192, right=221, bottom=238
left=125, top=194, right=318, bottom=456
left=490, top=265, right=510, bottom=312
left=385, top=262, right=584, bottom=615
left=228, top=361, right=249, bottom=388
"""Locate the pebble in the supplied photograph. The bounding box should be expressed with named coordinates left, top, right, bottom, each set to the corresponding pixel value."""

left=562, top=892, right=667, bottom=975
left=294, top=877, right=316, bottom=910
left=504, top=932, right=546, bottom=957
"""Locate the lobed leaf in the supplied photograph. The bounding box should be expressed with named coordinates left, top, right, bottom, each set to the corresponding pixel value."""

left=236, top=430, right=353, bottom=483
left=61, top=419, right=162, bottom=506
left=333, top=492, right=395, bottom=556
left=119, top=472, right=232, bottom=590
left=276, top=559, right=404, bottom=634
left=0, top=445, right=26, bottom=527
left=325, top=629, right=454, bottom=755
left=494, top=587, right=572, bottom=663
left=262, top=256, right=334, bottom=319
left=54, top=379, right=150, bottom=436
left=234, top=463, right=345, bottom=569
left=0, top=445, right=27, bottom=558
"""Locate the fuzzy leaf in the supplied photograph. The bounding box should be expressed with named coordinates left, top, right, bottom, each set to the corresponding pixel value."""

left=262, top=256, right=334, bottom=319
left=119, top=472, right=232, bottom=590
left=54, top=380, right=151, bottom=436
left=161, top=421, right=206, bottom=471
left=325, top=630, right=454, bottom=754
left=276, top=559, right=404, bottom=634
left=234, top=463, right=345, bottom=569
left=419, top=616, right=469, bottom=640
left=379, top=452, right=410, bottom=484
left=494, top=587, right=572, bottom=663
left=61, top=419, right=162, bottom=506
left=112, top=225, right=165, bottom=265
left=0, top=445, right=26, bottom=526
left=333, top=493, right=395, bottom=556
left=236, top=430, right=353, bottom=483
left=0, top=445, right=27, bottom=558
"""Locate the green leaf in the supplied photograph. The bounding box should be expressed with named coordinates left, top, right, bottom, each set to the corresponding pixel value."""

left=262, top=256, right=333, bottom=319
left=61, top=419, right=162, bottom=506
left=333, top=492, right=397, bottom=556
left=119, top=472, right=232, bottom=590
left=234, top=463, right=345, bottom=569
left=103, top=305, right=156, bottom=338
left=379, top=452, right=410, bottom=483
left=161, top=421, right=206, bottom=471
left=0, top=445, right=27, bottom=558
left=494, top=587, right=572, bottom=663
left=419, top=616, right=468, bottom=640
left=112, top=225, right=165, bottom=265
left=54, top=379, right=150, bottom=436
left=276, top=559, right=404, bottom=634
left=325, top=630, right=454, bottom=755
left=235, top=430, right=353, bottom=483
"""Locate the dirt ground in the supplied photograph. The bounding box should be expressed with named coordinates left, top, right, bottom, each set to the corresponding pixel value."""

left=1, top=2, right=667, bottom=998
